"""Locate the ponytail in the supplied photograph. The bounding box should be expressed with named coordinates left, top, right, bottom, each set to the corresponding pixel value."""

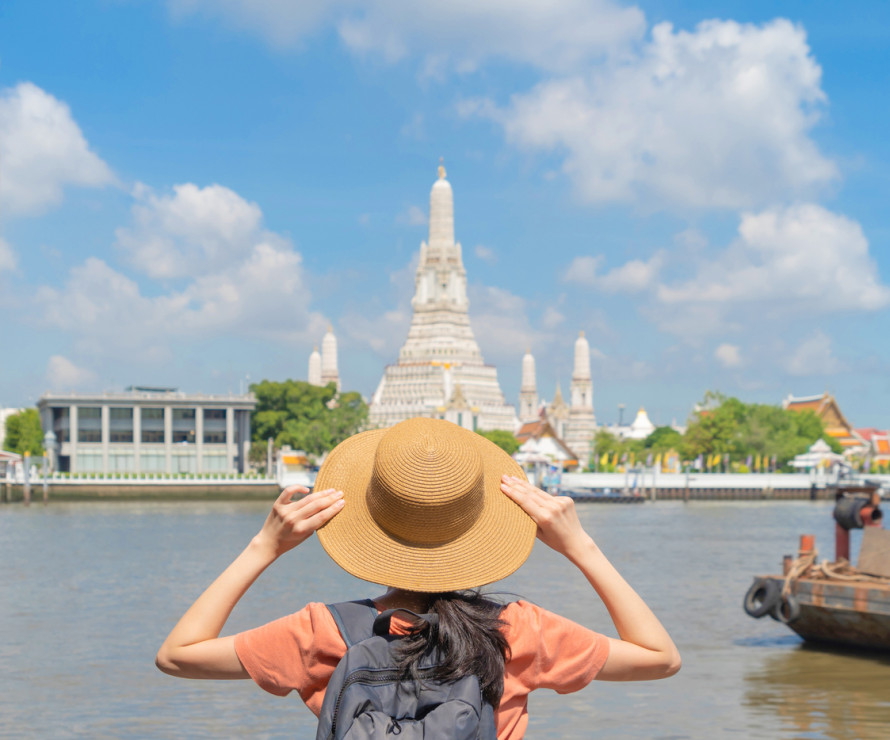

left=392, top=591, right=509, bottom=707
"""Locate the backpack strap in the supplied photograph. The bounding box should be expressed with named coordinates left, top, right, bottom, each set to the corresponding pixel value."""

left=326, top=599, right=378, bottom=648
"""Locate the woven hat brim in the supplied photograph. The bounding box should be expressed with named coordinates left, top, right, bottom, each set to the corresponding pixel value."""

left=315, top=425, right=536, bottom=592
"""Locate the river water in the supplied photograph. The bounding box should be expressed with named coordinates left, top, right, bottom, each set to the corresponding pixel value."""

left=2, top=499, right=889, bottom=739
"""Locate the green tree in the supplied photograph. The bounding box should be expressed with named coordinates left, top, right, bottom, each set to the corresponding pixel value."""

left=250, top=380, right=368, bottom=458
left=4, top=408, right=45, bottom=455
left=682, top=391, right=838, bottom=468
left=644, top=426, right=684, bottom=453
left=477, top=429, right=520, bottom=456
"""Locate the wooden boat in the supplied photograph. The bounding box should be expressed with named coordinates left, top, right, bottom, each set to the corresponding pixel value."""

left=744, top=484, right=890, bottom=651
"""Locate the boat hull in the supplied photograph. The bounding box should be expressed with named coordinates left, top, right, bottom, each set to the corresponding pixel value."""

left=762, top=575, right=890, bottom=651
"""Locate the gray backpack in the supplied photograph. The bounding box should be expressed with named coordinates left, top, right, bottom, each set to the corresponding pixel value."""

left=315, top=600, right=498, bottom=739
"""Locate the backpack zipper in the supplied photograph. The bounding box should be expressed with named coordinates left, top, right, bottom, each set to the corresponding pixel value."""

left=328, top=667, right=439, bottom=739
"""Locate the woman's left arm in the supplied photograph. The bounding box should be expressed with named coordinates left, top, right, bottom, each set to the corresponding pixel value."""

left=155, top=486, right=344, bottom=679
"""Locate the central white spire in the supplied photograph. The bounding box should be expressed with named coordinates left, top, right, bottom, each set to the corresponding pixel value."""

left=429, top=163, right=455, bottom=248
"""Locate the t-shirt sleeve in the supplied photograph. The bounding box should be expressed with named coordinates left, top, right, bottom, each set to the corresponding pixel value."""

left=502, top=600, right=610, bottom=694
left=233, top=602, right=346, bottom=713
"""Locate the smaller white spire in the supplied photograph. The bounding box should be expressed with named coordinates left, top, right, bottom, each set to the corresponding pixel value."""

left=308, top=346, right=322, bottom=386
left=573, top=330, right=591, bottom=381
left=321, top=325, right=341, bottom=392
left=519, top=348, right=539, bottom=422
left=521, top=348, right=537, bottom=391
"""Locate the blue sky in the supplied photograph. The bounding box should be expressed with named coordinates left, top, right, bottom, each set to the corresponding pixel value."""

left=2, top=0, right=890, bottom=428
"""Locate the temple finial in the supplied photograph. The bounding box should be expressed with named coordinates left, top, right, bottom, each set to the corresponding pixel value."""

left=438, top=157, right=446, bottom=180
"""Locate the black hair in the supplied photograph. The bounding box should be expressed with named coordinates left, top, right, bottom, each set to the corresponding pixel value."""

left=392, top=590, right=510, bottom=707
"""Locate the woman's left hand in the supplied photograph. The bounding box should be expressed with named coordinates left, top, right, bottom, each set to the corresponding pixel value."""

left=253, top=485, right=345, bottom=558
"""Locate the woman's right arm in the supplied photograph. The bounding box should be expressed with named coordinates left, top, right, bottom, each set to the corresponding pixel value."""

left=155, top=486, right=344, bottom=679
left=499, top=475, right=681, bottom=681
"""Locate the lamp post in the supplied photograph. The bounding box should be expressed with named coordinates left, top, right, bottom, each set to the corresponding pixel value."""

left=43, top=430, right=58, bottom=473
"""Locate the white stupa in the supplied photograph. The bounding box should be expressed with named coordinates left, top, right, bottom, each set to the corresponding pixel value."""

left=519, top=348, right=539, bottom=422
left=307, top=346, right=322, bottom=386
left=562, top=331, right=596, bottom=465
left=320, top=326, right=340, bottom=392
left=367, top=163, right=516, bottom=431
left=626, top=407, right=655, bottom=440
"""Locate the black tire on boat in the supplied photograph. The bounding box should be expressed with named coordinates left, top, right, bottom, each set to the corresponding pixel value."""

left=743, top=578, right=782, bottom=618
left=773, top=594, right=802, bottom=624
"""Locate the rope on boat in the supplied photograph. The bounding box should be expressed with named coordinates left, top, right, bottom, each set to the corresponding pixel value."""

left=783, top=550, right=887, bottom=590
left=816, top=559, right=889, bottom=584
left=782, top=549, right=817, bottom=597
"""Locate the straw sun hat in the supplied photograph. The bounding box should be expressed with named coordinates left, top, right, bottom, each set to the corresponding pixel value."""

left=315, top=417, right=536, bottom=592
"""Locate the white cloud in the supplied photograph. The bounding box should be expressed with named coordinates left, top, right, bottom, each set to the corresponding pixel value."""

left=468, top=284, right=550, bottom=364
left=396, top=204, right=427, bottom=226
left=167, top=0, right=334, bottom=48
left=714, top=343, right=741, bottom=368
left=46, top=355, right=96, bottom=389
left=541, top=306, right=564, bottom=330
left=0, top=82, right=115, bottom=216
left=340, top=256, right=418, bottom=357
left=657, top=204, right=890, bottom=315
left=784, top=331, right=842, bottom=376
left=171, top=1, right=644, bottom=72
left=471, top=19, right=836, bottom=210
left=564, top=252, right=664, bottom=292
left=474, top=244, right=497, bottom=264
left=337, top=0, right=645, bottom=73
left=116, top=183, right=265, bottom=279
left=0, top=238, right=17, bottom=273
left=36, top=183, right=328, bottom=362
left=590, top=347, right=654, bottom=381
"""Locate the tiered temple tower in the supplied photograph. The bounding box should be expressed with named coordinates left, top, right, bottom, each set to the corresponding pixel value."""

left=367, top=164, right=516, bottom=431
left=519, top=349, right=539, bottom=422
left=563, top=331, right=596, bottom=466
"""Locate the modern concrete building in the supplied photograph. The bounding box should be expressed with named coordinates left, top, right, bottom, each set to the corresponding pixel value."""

left=37, top=387, right=255, bottom=474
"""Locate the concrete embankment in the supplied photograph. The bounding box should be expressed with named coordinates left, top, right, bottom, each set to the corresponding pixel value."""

left=3, top=482, right=280, bottom=502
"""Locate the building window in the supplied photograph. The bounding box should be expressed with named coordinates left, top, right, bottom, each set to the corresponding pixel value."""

left=109, top=451, right=135, bottom=472
left=141, top=407, right=165, bottom=444
left=78, top=406, right=102, bottom=443
left=77, top=452, right=103, bottom=472
left=141, top=451, right=166, bottom=473
left=109, top=407, right=134, bottom=443
left=173, top=450, right=197, bottom=473
left=203, top=408, right=227, bottom=444
left=52, top=407, right=70, bottom=443
left=203, top=452, right=228, bottom=472
left=173, top=408, right=196, bottom=444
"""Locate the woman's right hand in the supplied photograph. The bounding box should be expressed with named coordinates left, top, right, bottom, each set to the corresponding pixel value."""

left=253, top=485, right=345, bottom=558
left=500, top=475, right=594, bottom=560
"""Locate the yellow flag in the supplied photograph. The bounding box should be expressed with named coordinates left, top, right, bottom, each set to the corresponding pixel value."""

left=600, top=452, right=608, bottom=467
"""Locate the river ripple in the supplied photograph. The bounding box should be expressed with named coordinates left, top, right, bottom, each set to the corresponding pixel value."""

left=2, top=499, right=889, bottom=739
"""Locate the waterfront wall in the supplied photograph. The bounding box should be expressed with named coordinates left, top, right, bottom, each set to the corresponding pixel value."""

left=3, top=480, right=279, bottom=502
left=560, top=472, right=890, bottom=501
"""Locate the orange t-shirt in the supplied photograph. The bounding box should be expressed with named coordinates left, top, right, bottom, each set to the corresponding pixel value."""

left=234, top=599, right=610, bottom=739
